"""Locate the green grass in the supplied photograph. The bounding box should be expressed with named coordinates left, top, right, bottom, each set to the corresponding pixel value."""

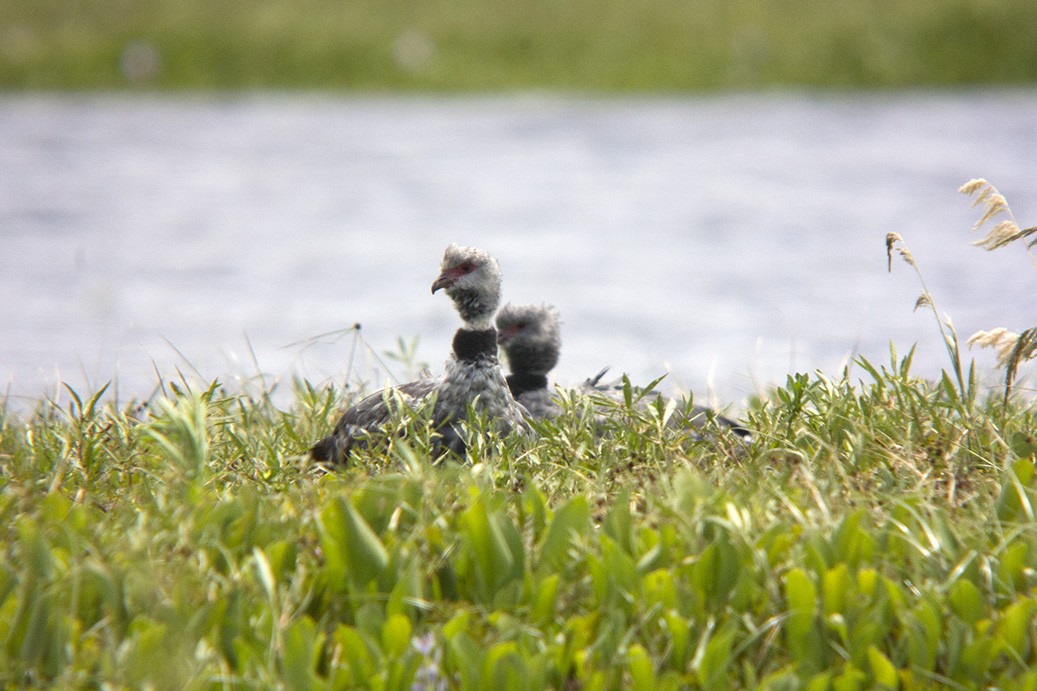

left=1, top=351, right=1036, bottom=688
left=2, top=0, right=1037, bottom=90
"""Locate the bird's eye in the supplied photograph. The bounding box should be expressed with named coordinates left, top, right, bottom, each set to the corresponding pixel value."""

left=516, top=321, right=527, bottom=329
left=457, top=261, right=475, bottom=274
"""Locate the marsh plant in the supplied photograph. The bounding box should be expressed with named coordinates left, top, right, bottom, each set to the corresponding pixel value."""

left=2, top=184, right=1037, bottom=688
left=959, top=179, right=1037, bottom=402
left=888, top=179, right=1037, bottom=406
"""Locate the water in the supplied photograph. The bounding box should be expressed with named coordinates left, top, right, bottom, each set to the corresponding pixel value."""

left=2, top=91, right=1035, bottom=411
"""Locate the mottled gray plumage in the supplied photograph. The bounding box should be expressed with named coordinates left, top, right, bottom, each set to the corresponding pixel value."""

left=311, top=244, right=528, bottom=464
left=496, top=303, right=750, bottom=438
left=496, top=303, right=563, bottom=418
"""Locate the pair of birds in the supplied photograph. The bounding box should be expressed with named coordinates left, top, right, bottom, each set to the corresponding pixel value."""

left=310, top=244, right=745, bottom=464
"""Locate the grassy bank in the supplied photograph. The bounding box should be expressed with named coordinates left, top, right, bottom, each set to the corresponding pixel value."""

left=2, top=176, right=1036, bottom=687
left=2, top=0, right=1036, bottom=90
left=1, top=353, right=1037, bottom=687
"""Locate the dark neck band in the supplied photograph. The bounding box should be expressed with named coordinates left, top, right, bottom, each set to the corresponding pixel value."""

left=506, top=373, right=548, bottom=396
left=452, top=328, right=498, bottom=362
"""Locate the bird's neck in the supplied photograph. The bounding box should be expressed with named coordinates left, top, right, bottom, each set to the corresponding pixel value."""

left=449, top=288, right=499, bottom=329
left=506, top=372, right=548, bottom=396
left=452, top=328, right=498, bottom=363
left=461, top=316, right=494, bottom=331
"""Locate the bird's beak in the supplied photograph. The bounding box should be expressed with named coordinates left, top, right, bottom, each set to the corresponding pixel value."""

left=431, top=269, right=458, bottom=294
left=497, top=324, right=517, bottom=343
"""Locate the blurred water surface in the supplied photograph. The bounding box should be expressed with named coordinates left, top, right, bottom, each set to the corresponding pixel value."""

left=2, top=92, right=1035, bottom=410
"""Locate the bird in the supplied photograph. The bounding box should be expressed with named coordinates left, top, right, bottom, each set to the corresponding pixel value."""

left=495, top=302, right=750, bottom=438
left=494, top=303, right=563, bottom=418
left=310, top=244, right=528, bottom=464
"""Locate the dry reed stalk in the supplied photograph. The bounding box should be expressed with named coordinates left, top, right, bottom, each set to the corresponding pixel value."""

left=886, top=232, right=969, bottom=403
left=959, top=179, right=1037, bottom=400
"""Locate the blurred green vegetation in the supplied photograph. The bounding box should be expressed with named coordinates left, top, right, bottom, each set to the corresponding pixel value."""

left=1, top=0, right=1036, bottom=90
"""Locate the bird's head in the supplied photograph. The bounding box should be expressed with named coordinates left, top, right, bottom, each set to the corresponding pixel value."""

left=431, top=244, right=503, bottom=329
left=495, top=303, right=561, bottom=376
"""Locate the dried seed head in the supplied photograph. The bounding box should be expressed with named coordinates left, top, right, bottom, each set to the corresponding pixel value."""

left=968, top=327, right=1022, bottom=366
left=913, top=294, right=932, bottom=312
left=958, top=178, right=988, bottom=196
left=961, top=178, right=995, bottom=207
left=885, top=232, right=916, bottom=271
left=973, top=194, right=1008, bottom=229
left=899, top=247, right=917, bottom=268
left=960, top=178, right=1036, bottom=258
left=973, top=219, right=1024, bottom=251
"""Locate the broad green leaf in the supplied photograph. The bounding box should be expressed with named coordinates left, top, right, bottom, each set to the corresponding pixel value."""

left=904, top=599, right=940, bottom=672
left=833, top=510, right=874, bottom=566
left=627, top=643, right=655, bottom=691
left=459, top=500, right=519, bottom=600
left=832, top=664, right=867, bottom=691
left=355, top=602, right=386, bottom=640
left=599, top=535, right=639, bottom=604
left=664, top=612, right=690, bottom=671
left=997, top=540, right=1030, bottom=596
left=642, top=569, right=677, bottom=612
left=693, top=533, right=741, bottom=609
left=387, top=557, right=423, bottom=618
left=949, top=578, right=985, bottom=626
left=265, top=539, right=298, bottom=583
left=857, top=568, right=878, bottom=598
left=636, top=536, right=664, bottom=575
left=785, top=568, right=817, bottom=639
left=603, top=492, right=634, bottom=555
left=16, top=589, right=53, bottom=668
left=531, top=574, right=559, bottom=624
left=17, top=519, right=54, bottom=581
left=319, top=497, right=389, bottom=589
left=480, top=642, right=526, bottom=691
left=282, top=616, right=321, bottom=690
left=822, top=563, right=850, bottom=616
left=697, top=624, right=735, bottom=690
left=997, top=459, right=1036, bottom=522
left=496, top=512, right=527, bottom=606
left=449, top=632, right=484, bottom=690
left=335, top=625, right=375, bottom=685
left=655, top=670, right=684, bottom=691
left=382, top=613, right=412, bottom=659
left=522, top=485, right=549, bottom=541
left=866, top=645, right=898, bottom=688
left=785, top=567, right=822, bottom=669
left=713, top=532, right=743, bottom=607
left=442, top=611, right=470, bottom=640
left=691, top=542, right=718, bottom=610
left=539, top=495, right=590, bottom=571
left=582, top=670, right=608, bottom=691
left=121, top=617, right=184, bottom=689
left=806, top=671, right=834, bottom=691
left=996, top=598, right=1037, bottom=661
left=958, top=636, right=995, bottom=681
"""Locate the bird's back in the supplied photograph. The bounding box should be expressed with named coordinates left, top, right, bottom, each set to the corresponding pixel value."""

left=310, top=376, right=442, bottom=464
